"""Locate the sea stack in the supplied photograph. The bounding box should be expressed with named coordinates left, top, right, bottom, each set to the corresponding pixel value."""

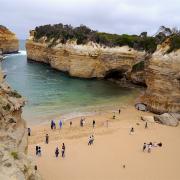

left=0, top=25, right=19, bottom=54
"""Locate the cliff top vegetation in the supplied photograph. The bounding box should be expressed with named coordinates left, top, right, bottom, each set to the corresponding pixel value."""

left=33, top=24, right=180, bottom=53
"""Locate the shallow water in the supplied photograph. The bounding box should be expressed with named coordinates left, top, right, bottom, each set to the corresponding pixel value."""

left=1, top=40, right=140, bottom=125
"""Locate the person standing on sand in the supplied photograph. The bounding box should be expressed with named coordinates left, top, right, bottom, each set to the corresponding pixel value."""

left=80, top=118, right=83, bottom=127
left=143, top=143, right=146, bottom=152
left=28, top=128, right=31, bottom=136
left=62, top=143, right=65, bottom=157
left=119, top=109, right=121, bottom=114
left=59, top=120, right=63, bottom=129
left=145, top=122, right=148, bottom=129
left=51, top=120, right=53, bottom=130
left=88, top=136, right=92, bottom=145
left=113, top=112, right=116, bottom=119
left=51, top=120, right=54, bottom=130
left=55, top=147, right=59, bottom=158
left=34, top=165, right=37, bottom=172
left=148, top=142, right=152, bottom=153
left=38, top=146, right=42, bottom=156
left=93, top=120, right=95, bottom=128
left=129, top=127, right=134, bottom=135
left=45, top=134, right=49, bottom=144
left=70, top=121, right=72, bottom=127
left=53, top=121, right=56, bottom=129
left=35, top=145, right=39, bottom=156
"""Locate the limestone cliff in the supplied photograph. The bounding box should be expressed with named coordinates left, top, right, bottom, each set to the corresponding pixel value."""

left=140, top=40, right=180, bottom=113
left=0, top=25, right=19, bottom=54
left=0, top=68, right=41, bottom=179
left=26, top=38, right=145, bottom=79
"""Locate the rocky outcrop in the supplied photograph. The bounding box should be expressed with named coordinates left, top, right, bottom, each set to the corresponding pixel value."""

left=0, top=69, right=40, bottom=179
left=26, top=37, right=145, bottom=79
left=154, top=113, right=179, bottom=127
left=140, top=40, right=180, bottom=114
left=0, top=25, right=19, bottom=54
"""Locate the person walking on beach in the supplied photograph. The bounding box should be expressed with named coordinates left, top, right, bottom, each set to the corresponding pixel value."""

left=70, top=121, right=72, bottom=127
left=35, top=145, right=39, bottom=156
left=145, top=122, right=148, bottom=129
left=119, top=109, right=121, bottom=114
left=59, top=120, right=63, bottom=129
left=28, top=128, right=31, bottom=136
left=45, top=134, right=49, bottom=144
left=88, top=135, right=94, bottom=145
left=80, top=118, right=83, bottom=127
left=53, top=121, right=56, bottom=129
left=129, top=127, right=134, bottom=135
left=88, top=136, right=92, bottom=145
left=93, top=120, right=96, bottom=128
left=148, top=142, right=152, bottom=153
left=143, top=143, right=146, bottom=152
left=51, top=120, right=54, bottom=130
left=113, top=112, right=116, bottom=119
left=55, top=147, right=59, bottom=158
left=62, top=143, right=65, bottom=158
left=34, top=165, right=38, bottom=172
left=38, top=146, right=42, bottom=156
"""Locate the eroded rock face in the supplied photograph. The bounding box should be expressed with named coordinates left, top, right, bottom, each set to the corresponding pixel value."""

left=26, top=39, right=145, bottom=79
left=0, top=69, right=41, bottom=179
left=140, top=42, right=180, bottom=114
left=0, top=25, right=19, bottom=54
left=154, top=113, right=179, bottom=127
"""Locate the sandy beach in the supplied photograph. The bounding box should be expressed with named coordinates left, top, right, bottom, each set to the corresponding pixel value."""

left=28, top=106, right=180, bottom=180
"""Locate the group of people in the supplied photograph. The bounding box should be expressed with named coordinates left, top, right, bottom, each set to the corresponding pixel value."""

left=55, top=143, right=66, bottom=158
left=51, top=119, right=64, bottom=129
left=36, top=146, right=42, bottom=156
left=143, top=142, right=162, bottom=153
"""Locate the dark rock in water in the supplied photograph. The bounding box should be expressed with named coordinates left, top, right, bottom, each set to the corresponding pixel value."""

left=154, top=113, right=179, bottom=127
left=135, top=103, right=147, bottom=111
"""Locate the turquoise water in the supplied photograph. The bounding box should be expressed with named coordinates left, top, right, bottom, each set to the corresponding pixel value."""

left=1, top=40, right=140, bottom=124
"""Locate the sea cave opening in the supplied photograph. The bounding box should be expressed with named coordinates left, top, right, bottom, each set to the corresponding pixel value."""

left=104, top=69, right=125, bottom=80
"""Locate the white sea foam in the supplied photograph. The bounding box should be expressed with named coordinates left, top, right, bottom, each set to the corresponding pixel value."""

left=3, top=50, right=27, bottom=59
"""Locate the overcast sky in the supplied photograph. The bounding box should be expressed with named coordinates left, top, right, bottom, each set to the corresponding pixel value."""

left=0, top=0, right=180, bottom=39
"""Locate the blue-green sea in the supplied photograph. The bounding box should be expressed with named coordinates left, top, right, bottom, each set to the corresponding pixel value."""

left=1, top=40, right=140, bottom=125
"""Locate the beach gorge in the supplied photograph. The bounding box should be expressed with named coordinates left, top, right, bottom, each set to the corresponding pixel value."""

left=0, top=1, right=180, bottom=179
left=26, top=24, right=180, bottom=114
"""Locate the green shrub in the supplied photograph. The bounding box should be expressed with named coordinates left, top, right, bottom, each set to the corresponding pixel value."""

left=33, top=24, right=180, bottom=53
left=167, top=35, right=180, bottom=53
left=8, top=90, right=22, bottom=98
left=3, top=103, right=11, bottom=111
left=33, top=23, right=158, bottom=52
left=11, top=152, right=18, bottom=160
left=132, top=61, right=145, bottom=72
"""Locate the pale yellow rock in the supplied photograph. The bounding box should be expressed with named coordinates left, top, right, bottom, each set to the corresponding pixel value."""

left=0, top=26, right=19, bottom=53
left=140, top=41, right=180, bottom=113
left=26, top=39, right=145, bottom=78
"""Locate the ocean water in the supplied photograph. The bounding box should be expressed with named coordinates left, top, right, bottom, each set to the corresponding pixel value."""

left=1, top=40, right=140, bottom=125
